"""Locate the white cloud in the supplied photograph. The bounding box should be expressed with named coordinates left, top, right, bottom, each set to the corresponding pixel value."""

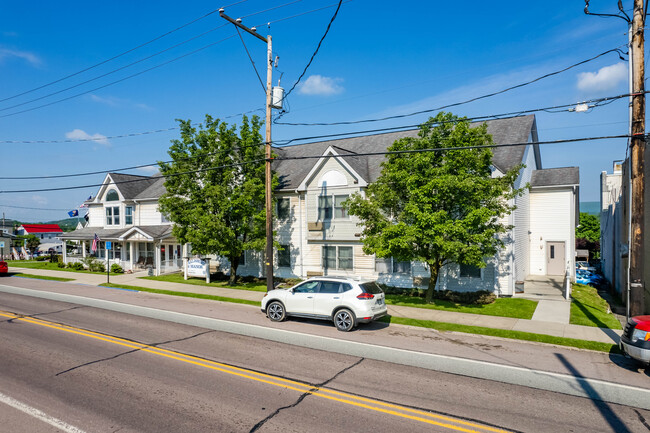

left=136, top=165, right=159, bottom=174
left=0, top=48, right=40, bottom=66
left=298, top=75, right=344, bottom=96
left=577, top=63, right=627, bottom=93
left=31, top=195, right=47, bottom=205
left=65, top=129, right=110, bottom=146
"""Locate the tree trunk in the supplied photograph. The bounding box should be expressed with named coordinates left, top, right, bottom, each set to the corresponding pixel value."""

left=229, top=259, right=239, bottom=285
left=425, top=263, right=440, bottom=303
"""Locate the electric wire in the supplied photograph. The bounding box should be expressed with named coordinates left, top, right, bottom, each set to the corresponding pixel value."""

left=234, top=26, right=266, bottom=92
left=0, top=133, right=634, bottom=194
left=0, top=35, right=237, bottom=119
left=0, top=23, right=230, bottom=113
left=274, top=46, right=628, bottom=126
left=0, top=5, right=240, bottom=104
left=254, top=0, right=351, bottom=28
left=280, top=0, right=343, bottom=102
left=239, top=0, right=303, bottom=19
left=0, top=204, right=72, bottom=211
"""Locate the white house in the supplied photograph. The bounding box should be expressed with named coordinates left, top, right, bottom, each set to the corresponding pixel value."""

left=61, top=173, right=184, bottom=275
left=261, top=114, right=579, bottom=296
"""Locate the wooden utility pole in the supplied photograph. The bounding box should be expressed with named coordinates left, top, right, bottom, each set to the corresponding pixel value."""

left=630, top=0, right=646, bottom=316
left=220, top=9, right=275, bottom=292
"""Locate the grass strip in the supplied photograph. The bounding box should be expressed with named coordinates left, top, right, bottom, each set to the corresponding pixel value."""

left=379, top=316, right=620, bottom=354
left=11, top=273, right=74, bottom=282
left=6, top=261, right=108, bottom=275
left=385, top=295, right=537, bottom=319
left=139, top=273, right=267, bottom=292
left=102, top=283, right=261, bottom=307
left=570, top=283, right=622, bottom=329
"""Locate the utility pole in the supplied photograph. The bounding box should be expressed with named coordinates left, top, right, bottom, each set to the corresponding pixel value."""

left=629, top=0, right=646, bottom=316
left=220, top=9, right=276, bottom=292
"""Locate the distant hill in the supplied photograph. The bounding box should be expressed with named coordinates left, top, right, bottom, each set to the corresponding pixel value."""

left=580, top=201, right=600, bottom=216
left=15, top=217, right=84, bottom=232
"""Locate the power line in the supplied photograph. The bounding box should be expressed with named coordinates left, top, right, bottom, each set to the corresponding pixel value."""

left=234, top=26, right=266, bottom=92
left=280, top=0, right=343, bottom=102
left=0, top=133, right=633, bottom=194
left=0, top=35, right=237, bottom=119
left=274, top=46, right=628, bottom=126
left=0, top=5, right=237, bottom=104
left=0, top=203, right=74, bottom=211
left=254, top=0, right=352, bottom=28
left=0, top=23, right=230, bottom=113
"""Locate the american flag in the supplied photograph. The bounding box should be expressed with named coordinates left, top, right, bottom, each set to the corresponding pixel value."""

left=91, top=233, right=100, bottom=253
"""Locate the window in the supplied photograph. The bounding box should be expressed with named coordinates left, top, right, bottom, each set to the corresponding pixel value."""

left=375, top=257, right=410, bottom=274
left=318, top=196, right=333, bottom=220
left=334, top=195, right=349, bottom=218
left=550, top=245, right=555, bottom=259
left=278, top=244, right=291, bottom=267
left=161, top=213, right=170, bottom=223
left=277, top=198, right=290, bottom=220
left=238, top=252, right=246, bottom=266
left=318, top=195, right=349, bottom=220
left=294, top=281, right=319, bottom=293
left=125, top=206, right=133, bottom=225
left=106, top=189, right=119, bottom=201
left=319, top=281, right=342, bottom=293
left=460, top=264, right=481, bottom=278
left=322, top=246, right=353, bottom=270
left=106, top=206, right=120, bottom=225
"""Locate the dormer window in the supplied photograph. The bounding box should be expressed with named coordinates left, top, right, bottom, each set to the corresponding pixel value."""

left=106, top=189, right=119, bottom=201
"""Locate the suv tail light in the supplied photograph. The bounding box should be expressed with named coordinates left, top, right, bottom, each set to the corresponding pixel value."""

left=356, top=292, right=374, bottom=300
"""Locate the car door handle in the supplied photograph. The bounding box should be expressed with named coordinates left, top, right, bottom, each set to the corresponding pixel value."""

left=307, top=296, right=313, bottom=299
left=333, top=297, right=339, bottom=299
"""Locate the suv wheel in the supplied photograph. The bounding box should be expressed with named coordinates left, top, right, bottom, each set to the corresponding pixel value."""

left=333, top=308, right=355, bottom=332
left=267, top=301, right=286, bottom=322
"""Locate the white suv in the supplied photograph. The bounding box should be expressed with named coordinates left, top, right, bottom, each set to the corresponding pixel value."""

left=261, top=277, right=387, bottom=332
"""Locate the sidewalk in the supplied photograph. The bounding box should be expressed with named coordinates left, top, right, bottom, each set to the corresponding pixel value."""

left=6, top=267, right=622, bottom=344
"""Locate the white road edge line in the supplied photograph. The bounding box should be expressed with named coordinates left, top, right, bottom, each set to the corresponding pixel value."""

left=2, top=284, right=649, bottom=411
left=0, top=391, right=88, bottom=433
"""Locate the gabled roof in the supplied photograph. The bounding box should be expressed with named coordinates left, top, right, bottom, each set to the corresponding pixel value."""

left=273, top=115, right=538, bottom=190
left=134, top=176, right=166, bottom=199
left=531, top=167, right=579, bottom=187
left=59, top=225, right=173, bottom=241
left=108, top=173, right=159, bottom=199
left=20, top=224, right=62, bottom=233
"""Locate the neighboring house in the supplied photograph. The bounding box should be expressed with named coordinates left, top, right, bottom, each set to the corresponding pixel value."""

left=60, top=173, right=183, bottom=275
left=600, top=159, right=649, bottom=314
left=255, top=114, right=577, bottom=296
left=0, top=218, right=18, bottom=236
left=16, top=224, right=64, bottom=253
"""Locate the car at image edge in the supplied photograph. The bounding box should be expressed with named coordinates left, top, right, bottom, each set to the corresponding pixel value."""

left=620, top=315, right=650, bottom=366
left=261, top=276, right=388, bottom=332
left=0, top=260, right=7, bottom=275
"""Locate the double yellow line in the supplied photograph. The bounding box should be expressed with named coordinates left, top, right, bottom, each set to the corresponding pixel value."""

left=0, top=310, right=511, bottom=433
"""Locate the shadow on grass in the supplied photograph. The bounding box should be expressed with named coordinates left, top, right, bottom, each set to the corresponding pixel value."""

left=572, top=299, right=621, bottom=343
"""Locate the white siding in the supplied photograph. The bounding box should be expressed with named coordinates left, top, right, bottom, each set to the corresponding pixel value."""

left=87, top=205, right=104, bottom=227
left=137, top=201, right=169, bottom=226
left=529, top=188, right=574, bottom=275
left=513, top=144, right=536, bottom=281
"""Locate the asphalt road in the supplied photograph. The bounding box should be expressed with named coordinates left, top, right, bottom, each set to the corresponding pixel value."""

left=1, top=288, right=650, bottom=433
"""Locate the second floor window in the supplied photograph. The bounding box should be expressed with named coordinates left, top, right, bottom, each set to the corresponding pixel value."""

left=318, top=194, right=349, bottom=220
left=277, top=197, right=290, bottom=220
left=125, top=206, right=133, bottom=225
left=106, top=206, right=120, bottom=225
left=460, top=264, right=481, bottom=278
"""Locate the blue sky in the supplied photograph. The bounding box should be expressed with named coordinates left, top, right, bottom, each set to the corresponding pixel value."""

left=0, top=0, right=636, bottom=222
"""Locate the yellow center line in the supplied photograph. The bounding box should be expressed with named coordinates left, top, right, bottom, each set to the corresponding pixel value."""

left=1, top=311, right=511, bottom=433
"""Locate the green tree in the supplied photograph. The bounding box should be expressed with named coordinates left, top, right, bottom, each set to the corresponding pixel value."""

left=576, top=213, right=600, bottom=243
left=14, top=234, right=40, bottom=251
left=345, top=112, right=526, bottom=302
left=158, top=115, right=273, bottom=284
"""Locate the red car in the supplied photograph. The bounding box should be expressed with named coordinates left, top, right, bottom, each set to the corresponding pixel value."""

left=620, top=315, right=650, bottom=366
left=0, top=261, right=7, bottom=274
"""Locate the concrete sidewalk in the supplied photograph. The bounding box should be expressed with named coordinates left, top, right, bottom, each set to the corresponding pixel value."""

left=7, top=266, right=623, bottom=344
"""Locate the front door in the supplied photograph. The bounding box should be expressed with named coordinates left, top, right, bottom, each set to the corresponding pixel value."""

left=289, top=280, right=320, bottom=314
left=546, top=241, right=565, bottom=275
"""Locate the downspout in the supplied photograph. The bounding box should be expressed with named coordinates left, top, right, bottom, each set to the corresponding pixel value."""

left=296, top=189, right=304, bottom=278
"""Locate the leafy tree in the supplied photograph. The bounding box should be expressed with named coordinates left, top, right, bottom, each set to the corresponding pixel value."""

left=14, top=234, right=40, bottom=251
left=576, top=212, right=600, bottom=243
left=345, top=112, right=526, bottom=302
left=158, top=115, right=273, bottom=285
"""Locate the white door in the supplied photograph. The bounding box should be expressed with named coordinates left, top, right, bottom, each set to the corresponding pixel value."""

left=288, top=280, right=319, bottom=314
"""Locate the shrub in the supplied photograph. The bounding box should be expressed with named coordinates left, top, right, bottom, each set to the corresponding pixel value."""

left=379, top=284, right=496, bottom=305
left=57, top=261, right=66, bottom=268
left=90, top=262, right=106, bottom=272
left=68, top=262, right=84, bottom=271
left=34, top=255, right=48, bottom=261
left=110, top=264, right=124, bottom=274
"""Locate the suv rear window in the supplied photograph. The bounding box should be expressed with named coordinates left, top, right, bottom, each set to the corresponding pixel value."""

left=360, top=282, right=383, bottom=294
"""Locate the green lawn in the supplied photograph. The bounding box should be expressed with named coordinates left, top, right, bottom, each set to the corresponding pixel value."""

left=384, top=295, right=538, bottom=319
left=570, top=283, right=622, bottom=329
left=12, top=273, right=74, bottom=282
left=101, top=283, right=260, bottom=306
left=379, top=316, right=619, bottom=353
left=140, top=272, right=268, bottom=292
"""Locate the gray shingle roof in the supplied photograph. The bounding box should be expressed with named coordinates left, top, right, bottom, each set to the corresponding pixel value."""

left=135, top=176, right=166, bottom=199
left=60, top=225, right=174, bottom=241
left=110, top=173, right=159, bottom=199
left=530, top=167, right=579, bottom=187
left=273, top=115, right=537, bottom=190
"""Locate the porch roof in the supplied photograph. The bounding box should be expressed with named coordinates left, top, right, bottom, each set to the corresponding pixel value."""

left=59, top=225, right=174, bottom=241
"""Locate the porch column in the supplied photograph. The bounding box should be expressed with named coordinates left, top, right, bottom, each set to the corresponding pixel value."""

left=82, top=241, right=87, bottom=258
left=62, top=240, right=67, bottom=264
left=155, top=241, right=161, bottom=276
left=129, top=242, right=134, bottom=271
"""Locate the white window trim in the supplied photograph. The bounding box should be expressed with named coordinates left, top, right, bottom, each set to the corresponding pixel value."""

left=317, top=194, right=350, bottom=220
left=322, top=245, right=354, bottom=271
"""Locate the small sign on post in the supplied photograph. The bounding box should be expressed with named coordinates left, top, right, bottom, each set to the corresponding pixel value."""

left=186, top=257, right=211, bottom=283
